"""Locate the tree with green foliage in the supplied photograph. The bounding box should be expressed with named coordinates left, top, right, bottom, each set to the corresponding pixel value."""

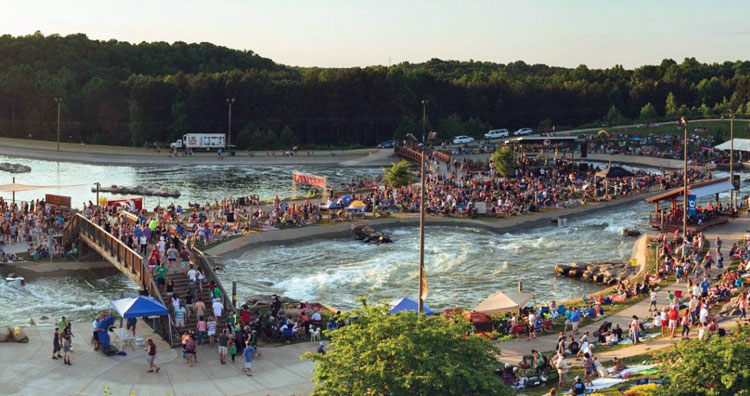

left=235, top=123, right=257, bottom=150
left=383, top=160, right=413, bottom=188
left=657, top=327, right=750, bottom=396
left=491, top=146, right=515, bottom=177
left=277, top=126, right=298, bottom=149
left=303, top=304, right=511, bottom=396
left=639, top=102, right=658, bottom=121
left=437, top=114, right=465, bottom=140
left=665, top=92, right=678, bottom=117
left=605, top=105, right=625, bottom=125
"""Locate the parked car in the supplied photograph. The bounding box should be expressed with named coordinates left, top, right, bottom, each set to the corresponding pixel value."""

left=377, top=140, right=396, bottom=148
left=452, top=135, right=475, bottom=145
left=513, top=128, right=533, bottom=136
left=484, top=129, right=510, bottom=139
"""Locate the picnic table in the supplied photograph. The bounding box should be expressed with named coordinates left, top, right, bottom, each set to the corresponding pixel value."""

left=112, top=327, right=135, bottom=351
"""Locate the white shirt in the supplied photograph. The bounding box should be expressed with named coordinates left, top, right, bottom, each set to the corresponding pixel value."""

left=187, top=269, right=197, bottom=282
left=311, top=312, right=322, bottom=321
left=699, top=307, right=709, bottom=324
left=212, top=301, right=223, bottom=317
left=140, top=235, right=148, bottom=245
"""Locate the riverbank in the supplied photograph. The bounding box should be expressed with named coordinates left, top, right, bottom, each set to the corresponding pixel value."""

left=0, top=260, right=119, bottom=279
left=207, top=190, right=659, bottom=259
left=0, top=137, right=395, bottom=167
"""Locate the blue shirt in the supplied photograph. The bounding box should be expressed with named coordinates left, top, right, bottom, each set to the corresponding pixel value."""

left=700, top=281, right=709, bottom=293
left=570, top=311, right=581, bottom=323
left=243, top=346, right=256, bottom=363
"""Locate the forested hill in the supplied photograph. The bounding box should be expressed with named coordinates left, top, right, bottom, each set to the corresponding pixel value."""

left=1, top=32, right=750, bottom=148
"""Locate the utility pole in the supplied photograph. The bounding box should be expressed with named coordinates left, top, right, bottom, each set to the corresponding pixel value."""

left=682, top=117, right=688, bottom=236
left=226, top=98, right=235, bottom=153
left=729, top=109, right=735, bottom=209
left=54, top=98, right=62, bottom=151
left=421, top=99, right=428, bottom=144
left=418, top=145, right=426, bottom=314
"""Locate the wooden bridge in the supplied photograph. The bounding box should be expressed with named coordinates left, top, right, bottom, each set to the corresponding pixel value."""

left=394, top=146, right=450, bottom=163
left=63, top=213, right=237, bottom=346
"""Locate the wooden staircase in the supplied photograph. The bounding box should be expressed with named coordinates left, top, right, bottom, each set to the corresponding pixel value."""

left=64, top=213, right=237, bottom=346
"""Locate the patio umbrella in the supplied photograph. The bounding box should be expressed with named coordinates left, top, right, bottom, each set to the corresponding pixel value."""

left=595, top=166, right=634, bottom=178
left=473, top=290, right=533, bottom=314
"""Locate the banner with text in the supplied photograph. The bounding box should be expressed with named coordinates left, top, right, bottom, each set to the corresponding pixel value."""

left=687, top=194, right=697, bottom=216
left=293, top=172, right=327, bottom=188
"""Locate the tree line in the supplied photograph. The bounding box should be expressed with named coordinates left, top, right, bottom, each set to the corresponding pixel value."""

left=1, top=32, right=750, bottom=149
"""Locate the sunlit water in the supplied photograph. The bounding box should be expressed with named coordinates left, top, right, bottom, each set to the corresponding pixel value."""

left=0, top=155, right=381, bottom=208
left=1, top=159, right=745, bottom=325
left=221, top=203, right=650, bottom=312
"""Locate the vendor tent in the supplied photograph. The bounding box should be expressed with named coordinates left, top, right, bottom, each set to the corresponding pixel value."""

left=337, top=195, right=353, bottom=207
left=110, top=296, right=169, bottom=318
left=595, top=166, right=634, bottom=178
left=347, top=200, right=367, bottom=212
left=389, top=297, right=434, bottom=315
left=473, top=290, right=533, bottom=314
left=715, top=138, right=750, bottom=152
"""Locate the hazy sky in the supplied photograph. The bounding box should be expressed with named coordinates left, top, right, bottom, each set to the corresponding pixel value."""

left=2, top=0, right=749, bottom=68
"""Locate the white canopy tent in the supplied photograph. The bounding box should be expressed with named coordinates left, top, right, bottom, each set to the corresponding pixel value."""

left=714, top=139, right=750, bottom=152
left=473, top=290, right=534, bottom=314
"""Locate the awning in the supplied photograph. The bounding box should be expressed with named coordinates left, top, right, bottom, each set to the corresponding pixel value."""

left=110, top=296, right=169, bottom=318
left=645, top=177, right=731, bottom=203
left=389, top=297, right=434, bottom=315
left=690, top=179, right=733, bottom=198
left=715, top=139, right=750, bottom=152
left=0, top=183, right=86, bottom=193
left=473, top=290, right=533, bottom=314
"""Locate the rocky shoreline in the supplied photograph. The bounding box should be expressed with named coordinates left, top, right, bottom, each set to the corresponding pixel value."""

left=0, top=162, right=31, bottom=173
left=93, top=184, right=181, bottom=198
left=554, top=261, right=637, bottom=286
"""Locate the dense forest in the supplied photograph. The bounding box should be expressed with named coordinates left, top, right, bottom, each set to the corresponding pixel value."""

left=1, top=32, right=750, bottom=149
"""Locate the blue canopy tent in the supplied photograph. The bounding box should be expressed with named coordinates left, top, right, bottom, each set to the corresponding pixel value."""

left=337, top=195, right=353, bottom=207
left=326, top=202, right=343, bottom=210
left=110, top=296, right=172, bottom=346
left=389, top=297, right=434, bottom=315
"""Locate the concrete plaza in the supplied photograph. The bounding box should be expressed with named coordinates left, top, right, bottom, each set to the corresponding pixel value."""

left=0, top=321, right=317, bottom=396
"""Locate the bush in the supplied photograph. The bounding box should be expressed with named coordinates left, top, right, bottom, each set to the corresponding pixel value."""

left=623, top=383, right=661, bottom=396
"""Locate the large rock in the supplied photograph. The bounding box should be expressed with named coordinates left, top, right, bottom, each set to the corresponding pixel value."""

left=0, top=327, right=10, bottom=342
left=9, top=326, right=28, bottom=343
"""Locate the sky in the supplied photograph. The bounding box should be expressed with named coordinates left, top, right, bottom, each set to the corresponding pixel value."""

left=2, top=0, right=749, bottom=69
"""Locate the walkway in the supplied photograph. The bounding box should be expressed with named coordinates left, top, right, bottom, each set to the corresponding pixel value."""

left=0, top=321, right=316, bottom=396
left=498, top=212, right=750, bottom=364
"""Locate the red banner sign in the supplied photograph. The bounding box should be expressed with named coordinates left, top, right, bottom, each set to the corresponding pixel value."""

left=293, top=172, right=327, bottom=188
left=45, top=194, right=71, bottom=208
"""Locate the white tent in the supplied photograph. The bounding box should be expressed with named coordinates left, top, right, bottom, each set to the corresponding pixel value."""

left=714, top=139, right=750, bottom=152
left=473, top=290, right=533, bottom=314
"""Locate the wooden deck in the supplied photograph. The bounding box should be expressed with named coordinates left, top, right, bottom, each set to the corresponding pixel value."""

left=648, top=215, right=729, bottom=233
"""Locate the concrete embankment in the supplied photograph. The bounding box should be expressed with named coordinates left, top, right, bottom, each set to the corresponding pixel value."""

left=207, top=190, right=659, bottom=258
left=0, top=260, right=119, bottom=279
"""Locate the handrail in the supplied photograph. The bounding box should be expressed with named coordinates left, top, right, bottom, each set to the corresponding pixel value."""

left=395, top=146, right=450, bottom=164
left=67, top=213, right=178, bottom=345
left=190, top=245, right=238, bottom=317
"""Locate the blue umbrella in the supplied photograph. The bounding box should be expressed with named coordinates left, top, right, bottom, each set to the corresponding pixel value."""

left=337, top=195, right=353, bottom=207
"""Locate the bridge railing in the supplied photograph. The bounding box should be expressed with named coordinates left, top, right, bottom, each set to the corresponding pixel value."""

left=395, top=146, right=450, bottom=163
left=65, top=213, right=178, bottom=346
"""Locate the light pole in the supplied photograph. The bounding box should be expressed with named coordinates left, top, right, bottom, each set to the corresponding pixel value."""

left=682, top=117, right=688, bottom=236
left=54, top=98, right=62, bottom=151
left=421, top=99, right=428, bottom=144
left=729, top=109, right=735, bottom=209
left=408, top=131, right=437, bottom=314
left=226, top=98, right=235, bottom=151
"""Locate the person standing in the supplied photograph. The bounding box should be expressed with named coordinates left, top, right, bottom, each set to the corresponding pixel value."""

left=218, top=329, right=229, bottom=365
left=242, top=341, right=256, bottom=376
left=62, top=335, right=72, bottom=365
left=629, top=315, right=640, bottom=344
left=52, top=327, right=62, bottom=360
left=146, top=338, right=160, bottom=373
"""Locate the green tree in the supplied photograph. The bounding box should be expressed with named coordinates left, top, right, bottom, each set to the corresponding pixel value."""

left=657, top=327, right=750, bottom=396
left=277, top=126, right=298, bottom=149
left=235, top=123, right=257, bottom=150
left=491, top=146, right=515, bottom=177
left=605, top=105, right=625, bottom=125
left=665, top=92, right=678, bottom=117
left=639, top=102, right=658, bottom=121
left=383, top=160, right=413, bottom=188
left=437, top=114, right=465, bottom=139
left=303, top=304, right=511, bottom=396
